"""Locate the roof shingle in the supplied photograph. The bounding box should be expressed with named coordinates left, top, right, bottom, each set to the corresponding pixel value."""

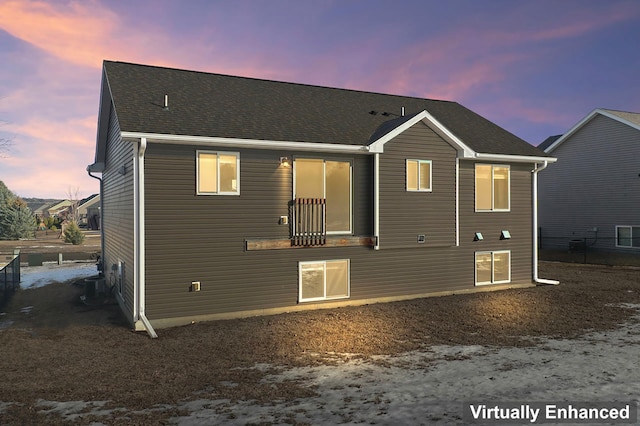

left=103, top=61, right=548, bottom=158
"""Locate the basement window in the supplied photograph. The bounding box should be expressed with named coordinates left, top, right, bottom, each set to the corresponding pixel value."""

left=406, top=159, right=432, bottom=192
left=299, top=259, right=350, bottom=302
left=616, top=226, right=640, bottom=248
left=196, top=151, right=240, bottom=195
left=475, top=251, right=510, bottom=285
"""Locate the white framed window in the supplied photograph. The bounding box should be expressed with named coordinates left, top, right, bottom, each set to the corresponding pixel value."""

left=616, top=226, right=640, bottom=248
left=406, top=159, right=432, bottom=192
left=196, top=150, right=240, bottom=195
left=294, top=158, right=352, bottom=234
left=475, top=251, right=510, bottom=285
left=475, top=164, right=510, bottom=211
left=299, top=259, right=350, bottom=302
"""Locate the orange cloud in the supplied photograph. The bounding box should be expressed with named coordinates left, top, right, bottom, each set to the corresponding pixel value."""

left=529, top=6, right=637, bottom=41
left=8, top=115, right=96, bottom=148
left=0, top=0, right=118, bottom=68
left=3, top=152, right=98, bottom=199
left=1, top=113, right=98, bottom=198
left=0, top=0, right=197, bottom=70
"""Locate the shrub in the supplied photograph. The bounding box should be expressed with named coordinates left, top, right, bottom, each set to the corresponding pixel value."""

left=63, top=221, right=85, bottom=245
left=50, top=225, right=57, bottom=231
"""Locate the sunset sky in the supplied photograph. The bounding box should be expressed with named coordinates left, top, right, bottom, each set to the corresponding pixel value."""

left=1, top=0, right=639, bottom=199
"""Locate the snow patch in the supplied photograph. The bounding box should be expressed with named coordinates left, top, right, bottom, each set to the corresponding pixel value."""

left=20, top=263, right=97, bottom=289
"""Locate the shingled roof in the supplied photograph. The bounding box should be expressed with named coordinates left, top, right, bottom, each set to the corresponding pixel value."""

left=100, top=61, right=548, bottom=158
left=537, top=134, right=562, bottom=151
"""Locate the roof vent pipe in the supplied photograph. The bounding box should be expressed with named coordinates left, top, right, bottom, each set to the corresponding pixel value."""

left=401, top=106, right=405, bottom=117
left=163, top=94, right=169, bottom=110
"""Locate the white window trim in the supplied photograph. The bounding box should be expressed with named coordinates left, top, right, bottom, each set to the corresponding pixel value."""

left=406, top=159, right=433, bottom=192
left=196, top=150, right=240, bottom=195
left=475, top=250, right=511, bottom=286
left=299, top=259, right=351, bottom=303
left=615, top=225, right=640, bottom=248
left=292, top=158, right=353, bottom=235
left=475, top=164, right=511, bottom=212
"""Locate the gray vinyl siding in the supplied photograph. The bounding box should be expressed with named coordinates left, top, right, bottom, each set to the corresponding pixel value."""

left=143, top=144, right=372, bottom=320
left=458, top=160, right=534, bottom=284
left=101, top=103, right=135, bottom=323
left=141, top=131, right=535, bottom=324
left=539, top=114, right=640, bottom=252
left=379, top=121, right=457, bottom=248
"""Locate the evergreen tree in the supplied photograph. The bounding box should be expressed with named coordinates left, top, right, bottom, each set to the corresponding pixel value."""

left=0, top=180, right=36, bottom=240
left=63, top=221, right=85, bottom=245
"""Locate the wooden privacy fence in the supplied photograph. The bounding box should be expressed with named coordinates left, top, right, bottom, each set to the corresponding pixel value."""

left=292, top=198, right=326, bottom=246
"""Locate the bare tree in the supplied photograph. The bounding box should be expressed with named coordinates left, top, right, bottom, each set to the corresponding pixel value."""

left=66, top=186, right=82, bottom=223
left=0, top=118, right=12, bottom=158
left=0, top=137, right=11, bottom=157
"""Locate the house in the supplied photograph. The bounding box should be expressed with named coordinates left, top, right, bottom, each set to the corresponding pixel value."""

left=46, top=199, right=74, bottom=219
left=31, top=203, right=51, bottom=222
left=539, top=108, right=640, bottom=255
left=88, top=61, right=556, bottom=337
left=77, top=194, right=101, bottom=229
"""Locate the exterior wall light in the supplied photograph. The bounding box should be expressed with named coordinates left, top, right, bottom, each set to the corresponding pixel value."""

left=280, top=157, right=291, bottom=168
left=474, top=232, right=484, bottom=241
left=500, top=230, right=511, bottom=240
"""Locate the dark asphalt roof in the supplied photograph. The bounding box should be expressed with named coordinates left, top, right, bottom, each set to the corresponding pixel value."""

left=538, top=134, right=562, bottom=152
left=103, top=61, right=548, bottom=158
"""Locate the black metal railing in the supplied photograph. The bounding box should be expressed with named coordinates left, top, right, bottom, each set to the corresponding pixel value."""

left=1, top=252, right=21, bottom=307
left=538, top=229, right=640, bottom=266
left=292, top=198, right=326, bottom=246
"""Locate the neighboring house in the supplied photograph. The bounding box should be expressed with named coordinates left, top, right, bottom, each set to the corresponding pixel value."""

left=78, top=194, right=101, bottom=229
left=539, top=108, right=640, bottom=254
left=46, top=199, right=74, bottom=219
left=32, top=203, right=50, bottom=222
left=88, top=61, right=555, bottom=336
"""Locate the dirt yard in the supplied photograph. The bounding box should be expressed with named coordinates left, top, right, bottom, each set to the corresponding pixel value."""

left=0, top=230, right=101, bottom=254
left=0, top=262, right=639, bottom=424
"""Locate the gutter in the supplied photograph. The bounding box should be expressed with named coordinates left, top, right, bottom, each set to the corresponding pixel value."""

left=121, top=131, right=370, bottom=155
left=134, top=137, right=158, bottom=338
left=532, top=161, right=559, bottom=285
left=475, top=152, right=556, bottom=164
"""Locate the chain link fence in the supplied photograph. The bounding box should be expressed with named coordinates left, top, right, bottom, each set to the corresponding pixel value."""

left=1, top=251, right=21, bottom=307
left=539, top=233, right=640, bottom=266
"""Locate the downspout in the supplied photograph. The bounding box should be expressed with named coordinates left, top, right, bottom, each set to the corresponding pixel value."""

left=532, top=161, right=559, bottom=285
left=455, top=157, right=460, bottom=246
left=86, top=168, right=104, bottom=272
left=135, top=137, right=158, bottom=338
left=374, top=153, right=380, bottom=250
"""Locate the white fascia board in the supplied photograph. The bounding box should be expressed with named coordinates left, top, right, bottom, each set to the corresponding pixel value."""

left=544, top=109, right=602, bottom=153
left=368, top=110, right=475, bottom=157
left=473, top=152, right=557, bottom=164
left=120, top=132, right=371, bottom=154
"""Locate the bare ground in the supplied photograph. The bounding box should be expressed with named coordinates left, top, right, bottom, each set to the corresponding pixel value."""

left=0, top=230, right=101, bottom=254
left=0, top=261, right=639, bottom=425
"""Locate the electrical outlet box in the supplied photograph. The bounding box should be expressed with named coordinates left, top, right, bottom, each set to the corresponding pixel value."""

left=417, top=234, right=426, bottom=243
left=191, top=281, right=201, bottom=292
left=280, top=215, right=289, bottom=225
